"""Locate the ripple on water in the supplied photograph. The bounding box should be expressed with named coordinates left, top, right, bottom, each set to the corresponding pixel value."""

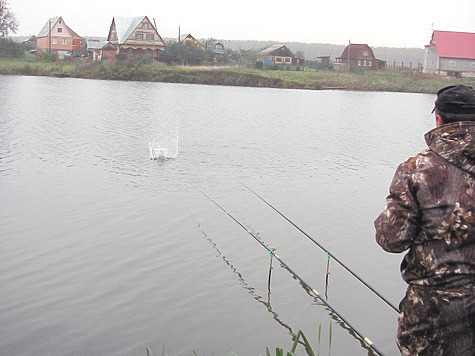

left=0, top=76, right=434, bottom=356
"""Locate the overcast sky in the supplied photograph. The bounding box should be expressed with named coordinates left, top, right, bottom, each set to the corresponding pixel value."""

left=10, top=0, right=475, bottom=48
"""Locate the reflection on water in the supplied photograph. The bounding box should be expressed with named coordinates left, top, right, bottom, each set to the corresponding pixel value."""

left=0, top=75, right=436, bottom=356
left=196, top=221, right=295, bottom=336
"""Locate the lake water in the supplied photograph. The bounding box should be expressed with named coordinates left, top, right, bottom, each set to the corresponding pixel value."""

left=0, top=75, right=436, bottom=356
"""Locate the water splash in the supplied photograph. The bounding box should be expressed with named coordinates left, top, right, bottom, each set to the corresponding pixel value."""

left=148, top=129, right=179, bottom=161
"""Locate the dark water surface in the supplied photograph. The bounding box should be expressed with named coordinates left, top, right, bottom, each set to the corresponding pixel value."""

left=0, top=75, right=435, bottom=355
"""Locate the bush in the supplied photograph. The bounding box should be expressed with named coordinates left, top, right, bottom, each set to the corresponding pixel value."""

left=0, top=38, right=24, bottom=58
left=255, top=61, right=263, bottom=69
left=37, top=51, right=57, bottom=62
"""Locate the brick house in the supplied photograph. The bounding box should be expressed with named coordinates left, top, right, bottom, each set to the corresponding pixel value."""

left=107, top=16, right=165, bottom=58
left=36, top=17, right=83, bottom=57
left=423, top=30, right=475, bottom=78
left=336, top=43, right=386, bottom=70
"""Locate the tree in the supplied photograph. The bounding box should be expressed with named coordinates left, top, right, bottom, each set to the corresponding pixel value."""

left=159, top=40, right=206, bottom=66
left=295, top=50, right=305, bottom=58
left=0, top=0, right=18, bottom=37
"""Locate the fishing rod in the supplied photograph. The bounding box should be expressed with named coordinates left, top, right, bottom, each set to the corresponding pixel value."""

left=200, top=190, right=386, bottom=356
left=240, top=182, right=400, bottom=314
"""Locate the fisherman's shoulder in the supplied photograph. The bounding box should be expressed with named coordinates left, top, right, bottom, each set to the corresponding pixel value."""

left=396, top=149, right=442, bottom=173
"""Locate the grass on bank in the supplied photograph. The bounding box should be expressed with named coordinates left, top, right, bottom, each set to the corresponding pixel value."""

left=1, top=57, right=474, bottom=94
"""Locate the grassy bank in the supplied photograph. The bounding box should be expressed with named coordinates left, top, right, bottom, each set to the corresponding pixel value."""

left=1, top=58, right=474, bottom=93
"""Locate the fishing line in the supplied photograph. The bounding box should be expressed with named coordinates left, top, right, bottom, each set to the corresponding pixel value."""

left=200, top=190, right=386, bottom=356
left=325, top=252, right=330, bottom=300
left=239, top=182, right=400, bottom=314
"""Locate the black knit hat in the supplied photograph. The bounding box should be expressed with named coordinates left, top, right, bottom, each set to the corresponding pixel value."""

left=433, top=85, right=475, bottom=115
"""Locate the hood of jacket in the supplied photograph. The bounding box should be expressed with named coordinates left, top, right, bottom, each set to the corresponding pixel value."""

left=425, top=121, right=475, bottom=176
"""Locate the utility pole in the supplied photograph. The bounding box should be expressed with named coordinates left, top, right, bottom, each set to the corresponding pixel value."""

left=347, top=39, right=351, bottom=72
left=48, top=20, right=52, bottom=54
left=152, top=18, right=157, bottom=64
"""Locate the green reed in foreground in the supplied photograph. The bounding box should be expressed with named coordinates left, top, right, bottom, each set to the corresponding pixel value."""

left=266, top=330, right=316, bottom=356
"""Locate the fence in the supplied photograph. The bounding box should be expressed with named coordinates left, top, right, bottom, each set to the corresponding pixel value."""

left=386, top=60, right=423, bottom=73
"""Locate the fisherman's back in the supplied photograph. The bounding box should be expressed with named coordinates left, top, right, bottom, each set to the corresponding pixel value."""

left=375, top=86, right=475, bottom=355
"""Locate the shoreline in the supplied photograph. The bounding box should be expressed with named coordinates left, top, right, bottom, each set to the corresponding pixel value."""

left=1, top=58, right=474, bottom=94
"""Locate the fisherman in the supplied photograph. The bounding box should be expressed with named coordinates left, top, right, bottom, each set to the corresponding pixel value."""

left=374, top=85, right=474, bottom=355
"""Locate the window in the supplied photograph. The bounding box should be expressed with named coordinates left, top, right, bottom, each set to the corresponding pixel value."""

left=111, top=34, right=117, bottom=40
left=471, top=62, right=475, bottom=68
left=285, top=57, right=291, bottom=63
left=62, top=38, right=67, bottom=45
left=142, top=23, right=148, bottom=29
left=135, top=33, right=144, bottom=40
left=58, top=28, right=62, bottom=33
left=363, top=60, right=367, bottom=66
left=448, top=60, right=456, bottom=66
left=275, top=57, right=282, bottom=62
left=52, top=38, right=57, bottom=44
left=146, top=34, right=154, bottom=41
left=369, top=60, right=372, bottom=67
left=358, top=60, right=361, bottom=66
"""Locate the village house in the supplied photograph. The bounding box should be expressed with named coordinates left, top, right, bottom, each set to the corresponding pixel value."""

left=335, top=43, right=386, bottom=71
left=23, top=35, right=37, bottom=52
left=316, top=55, right=332, bottom=70
left=204, top=40, right=226, bottom=62
left=179, top=34, right=205, bottom=50
left=423, top=30, right=475, bottom=78
left=258, top=44, right=304, bottom=66
left=86, top=40, right=117, bottom=61
left=36, top=17, right=83, bottom=57
left=107, top=16, right=165, bottom=58
left=210, top=42, right=225, bottom=55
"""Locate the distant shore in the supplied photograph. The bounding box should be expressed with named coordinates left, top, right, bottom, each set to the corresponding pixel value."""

left=1, top=58, right=473, bottom=94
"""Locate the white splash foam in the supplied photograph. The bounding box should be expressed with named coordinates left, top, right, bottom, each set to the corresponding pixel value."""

left=148, top=128, right=179, bottom=161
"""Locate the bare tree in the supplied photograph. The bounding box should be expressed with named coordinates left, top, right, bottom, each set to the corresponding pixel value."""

left=0, top=0, right=18, bottom=37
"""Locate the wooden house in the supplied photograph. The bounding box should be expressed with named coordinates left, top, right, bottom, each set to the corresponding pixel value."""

left=36, top=17, right=83, bottom=57
left=107, top=16, right=165, bottom=58
left=336, top=44, right=386, bottom=70
left=212, top=42, right=225, bottom=55
left=204, top=40, right=226, bottom=62
left=205, top=40, right=225, bottom=55
left=316, top=55, right=333, bottom=70
left=179, top=34, right=205, bottom=50
left=86, top=40, right=117, bottom=61
left=23, top=36, right=37, bottom=51
left=423, top=30, right=475, bottom=78
left=258, top=44, right=303, bottom=66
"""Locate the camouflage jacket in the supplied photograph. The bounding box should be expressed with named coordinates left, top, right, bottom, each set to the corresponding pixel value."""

left=375, top=121, right=474, bottom=287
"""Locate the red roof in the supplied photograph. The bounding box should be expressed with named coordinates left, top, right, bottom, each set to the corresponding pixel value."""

left=337, top=44, right=375, bottom=60
left=431, top=31, right=475, bottom=59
